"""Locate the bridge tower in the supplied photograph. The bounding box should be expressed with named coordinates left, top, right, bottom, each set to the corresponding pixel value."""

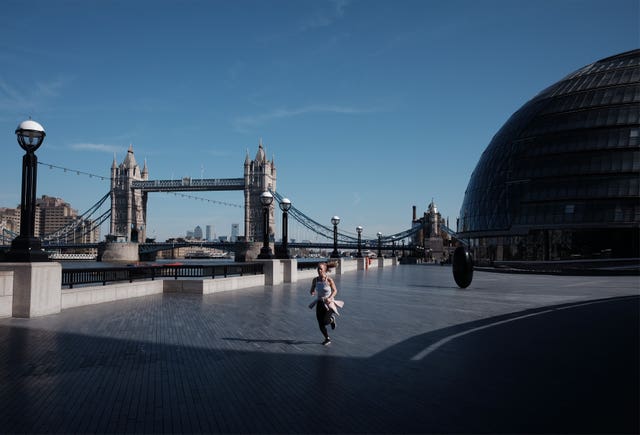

left=110, top=145, right=148, bottom=242
left=244, top=140, right=276, bottom=242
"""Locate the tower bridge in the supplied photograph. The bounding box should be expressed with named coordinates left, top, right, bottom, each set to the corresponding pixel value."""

left=0, top=139, right=456, bottom=261
left=110, top=140, right=275, bottom=246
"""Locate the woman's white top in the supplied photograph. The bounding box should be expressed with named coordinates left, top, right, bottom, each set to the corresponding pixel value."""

left=315, top=278, right=332, bottom=300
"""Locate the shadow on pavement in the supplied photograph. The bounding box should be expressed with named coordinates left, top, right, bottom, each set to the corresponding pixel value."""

left=0, top=295, right=637, bottom=433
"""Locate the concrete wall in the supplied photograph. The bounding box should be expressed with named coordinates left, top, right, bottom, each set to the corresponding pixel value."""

left=297, top=268, right=318, bottom=283
left=281, top=259, right=297, bottom=283
left=337, top=259, right=358, bottom=274
left=62, top=274, right=266, bottom=309
left=257, top=259, right=283, bottom=286
left=164, top=275, right=265, bottom=294
left=0, top=271, right=13, bottom=318
left=377, top=257, right=397, bottom=267
left=62, top=280, right=164, bottom=309
left=52, top=257, right=400, bottom=313
left=1, top=262, right=62, bottom=318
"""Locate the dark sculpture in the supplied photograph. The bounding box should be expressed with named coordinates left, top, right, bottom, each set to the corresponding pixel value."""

left=452, top=246, right=473, bottom=288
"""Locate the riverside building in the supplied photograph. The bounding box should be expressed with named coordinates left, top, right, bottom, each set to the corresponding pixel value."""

left=458, top=49, right=639, bottom=264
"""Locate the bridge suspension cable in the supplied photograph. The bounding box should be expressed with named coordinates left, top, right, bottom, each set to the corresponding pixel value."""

left=163, top=192, right=242, bottom=208
left=42, top=192, right=112, bottom=242
left=270, top=190, right=358, bottom=243
left=1, top=228, right=18, bottom=245
left=271, top=190, right=462, bottom=245
left=40, top=161, right=242, bottom=208
left=39, top=161, right=109, bottom=181
left=271, top=190, right=428, bottom=243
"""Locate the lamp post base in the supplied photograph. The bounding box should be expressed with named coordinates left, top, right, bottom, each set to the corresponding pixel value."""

left=257, top=246, right=273, bottom=259
left=275, top=245, right=290, bottom=259
left=4, top=237, right=49, bottom=262
left=330, top=250, right=340, bottom=259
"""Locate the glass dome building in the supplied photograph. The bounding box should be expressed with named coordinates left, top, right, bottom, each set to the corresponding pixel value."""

left=458, top=49, right=639, bottom=264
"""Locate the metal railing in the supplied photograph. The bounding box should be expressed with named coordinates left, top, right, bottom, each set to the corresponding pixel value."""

left=62, top=263, right=264, bottom=289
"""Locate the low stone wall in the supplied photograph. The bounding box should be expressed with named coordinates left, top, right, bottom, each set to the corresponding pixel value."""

left=337, top=259, right=358, bottom=274
left=62, top=280, right=164, bottom=310
left=54, top=257, right=398, bottom=312
left=62, top=274, right=267, bottom=309
left=377, top=257, right=398, bottom=267
left=0, top=271, right=13, bottom=318
left=164, top=275, right=265, bottom=294
left=297, top=268, right=318, bottom=281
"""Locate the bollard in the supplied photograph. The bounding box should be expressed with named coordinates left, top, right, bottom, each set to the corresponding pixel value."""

left=452, top=246, right=474, bottom=288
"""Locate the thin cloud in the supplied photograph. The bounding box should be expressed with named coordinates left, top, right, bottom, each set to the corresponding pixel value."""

left=234, top=103, right=378, bottom=131
left=0, top=78, right=30, bottom=111
left=299, top=0, right=350, bottom=31
left=0, top=74, right=74, bottom=112
left=35, top=77, right=67, bottom=98
left=352, top=191, right=361, bottom=205
left=70, top=143, right=122, bottom=153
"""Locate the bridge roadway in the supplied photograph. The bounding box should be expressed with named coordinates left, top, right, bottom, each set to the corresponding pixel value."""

left=131, top=178, right=245, bottom=192
left=0, top=264, right=637, bottom=433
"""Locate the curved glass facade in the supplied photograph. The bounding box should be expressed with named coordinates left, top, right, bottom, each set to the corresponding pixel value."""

left=459, top=49, right=640, bottom=263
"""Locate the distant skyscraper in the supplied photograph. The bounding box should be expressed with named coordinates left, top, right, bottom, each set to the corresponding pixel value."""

left=231, top=223, right=239, bottom=242
left=194, top=225, right=203, bottom=240
left=206, top=225, right=212, bottom=241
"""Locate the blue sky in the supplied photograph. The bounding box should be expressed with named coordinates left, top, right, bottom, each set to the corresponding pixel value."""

left=0, top=0, right=637, bottom=242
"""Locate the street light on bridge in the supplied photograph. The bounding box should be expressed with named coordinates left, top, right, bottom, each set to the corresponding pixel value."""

left=330, top=216, right=340, bottom=259
left=5, top=119, right=49, bottom=262
left=377, top=232, right=382, bottom=258
left=356, top=226, right=363, bottom=257
left=278, top=197, right=291, bottom=259
left=258, top=191, right=273, bottom=259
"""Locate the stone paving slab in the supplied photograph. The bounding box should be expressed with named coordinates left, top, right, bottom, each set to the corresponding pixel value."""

left=0, top=264, right=638, bottom=433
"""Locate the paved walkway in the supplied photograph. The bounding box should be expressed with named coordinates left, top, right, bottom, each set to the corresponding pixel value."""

left=0, top=265, right=638, bottom=433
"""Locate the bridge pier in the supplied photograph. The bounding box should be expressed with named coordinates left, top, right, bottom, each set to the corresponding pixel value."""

left=101, top=242, right=139, bottom=263
left=233, top=241, right=271, bottom=262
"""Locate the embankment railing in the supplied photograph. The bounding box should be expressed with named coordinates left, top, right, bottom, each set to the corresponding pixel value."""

left=62, top=263, right=264, bottom=289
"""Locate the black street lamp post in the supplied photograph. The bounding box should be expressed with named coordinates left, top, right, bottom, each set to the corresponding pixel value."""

left=257, top=191, right=273, bottom=259
left=377, top=232, right=382, bottom=258
left=330, top=216, right=340, bottom=258
left=356, top=226, right=363, bottom=257
left=392, top=236, right=396, bottom=257
left=278, top=197, right=291, bottom=259
left=6, top=119, right=49, bottom=262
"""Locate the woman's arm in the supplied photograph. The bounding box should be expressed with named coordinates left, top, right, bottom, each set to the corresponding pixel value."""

left=310, top=277, right=317, bottom=295
left=327, top=277, right=338, bottom=299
